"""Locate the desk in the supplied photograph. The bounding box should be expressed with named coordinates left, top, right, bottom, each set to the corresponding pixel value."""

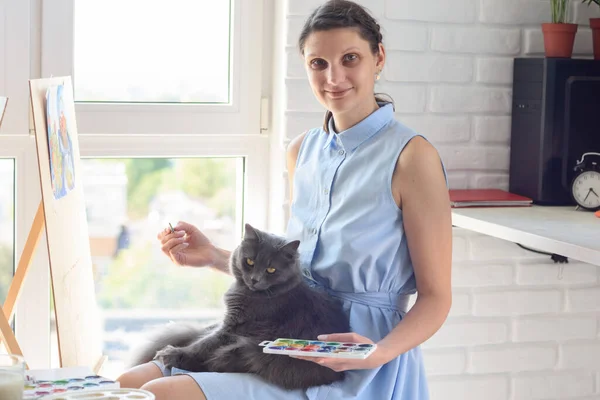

left=451, top=206, right=600, bottom=266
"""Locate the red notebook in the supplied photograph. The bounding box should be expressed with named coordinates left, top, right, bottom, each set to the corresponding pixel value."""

left=449, top=189, right=533, bottom=208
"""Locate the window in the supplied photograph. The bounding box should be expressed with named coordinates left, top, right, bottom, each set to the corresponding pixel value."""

left=50, top=157, right=246, bottom=376
left=39, top=0, right=268, bottom=371
left=73, top=0, right=231, bottom=104
left=0, top=159, right=15, bottom=305
left=42, top=0, right=263, bottom=136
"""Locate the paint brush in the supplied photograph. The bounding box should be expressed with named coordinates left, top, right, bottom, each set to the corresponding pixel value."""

left=168, top=223, right=175, bottom=233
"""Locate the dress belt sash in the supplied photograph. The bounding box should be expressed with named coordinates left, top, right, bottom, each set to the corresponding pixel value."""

left=326, top=289, right=411, bottom=313
left=304, top=275, right=411, bottom=313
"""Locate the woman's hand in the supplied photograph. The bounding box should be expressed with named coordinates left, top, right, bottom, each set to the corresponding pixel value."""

left=157, top=221, right=216, bottom=268
left=290, top=333, right=390, bottom=372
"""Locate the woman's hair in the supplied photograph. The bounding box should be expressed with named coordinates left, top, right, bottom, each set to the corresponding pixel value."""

left=297, top=0, right=394, bottom=132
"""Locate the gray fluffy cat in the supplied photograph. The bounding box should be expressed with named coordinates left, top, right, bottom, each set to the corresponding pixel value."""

left=129, top=223, right=351, bottom=390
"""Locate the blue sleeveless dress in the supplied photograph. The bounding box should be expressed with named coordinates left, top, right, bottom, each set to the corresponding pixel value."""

left=155, top=103, right=440, bottom=399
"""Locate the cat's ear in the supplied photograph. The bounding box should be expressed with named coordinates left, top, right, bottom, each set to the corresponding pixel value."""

left=281, top=240, right=300, bottom=254
left=244, top=223, right=260, bottom=241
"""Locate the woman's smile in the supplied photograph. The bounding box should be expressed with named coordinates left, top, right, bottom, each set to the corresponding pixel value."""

left=325, top=87, right=353, bottom=99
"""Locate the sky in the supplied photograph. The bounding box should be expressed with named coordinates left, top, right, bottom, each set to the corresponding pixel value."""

left=73, top=0, right=231, bottom=103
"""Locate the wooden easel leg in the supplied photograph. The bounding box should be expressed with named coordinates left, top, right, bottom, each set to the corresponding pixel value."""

left=0, top=313, right=28, bottom=369
left=93, top=355, right=108, bottom=375
left=0, top=200, right=109, bottom=373
left=0, top=202, right=44, bottom=369
left=3, top=202, right=45, bottom=322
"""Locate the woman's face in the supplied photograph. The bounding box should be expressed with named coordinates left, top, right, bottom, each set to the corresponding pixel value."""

left=303, top=28, right=384, bottom=117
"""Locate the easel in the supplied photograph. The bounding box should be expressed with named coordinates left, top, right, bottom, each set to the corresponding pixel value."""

left=0, top=203, right=44, bottom=369
left=0, top=203, right=106, bottom=373
left=0, top=96, right=7, bottom=128
left=0, top=80, right=107, bottom=373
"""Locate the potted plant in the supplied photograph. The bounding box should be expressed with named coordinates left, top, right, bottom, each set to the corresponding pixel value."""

left=542, top=0, right=578, bottom=58
left=582, top=0, right=600, bottom=59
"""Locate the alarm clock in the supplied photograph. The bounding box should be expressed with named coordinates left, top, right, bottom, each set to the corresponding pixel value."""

left=571, top=152, right=600, bottom=211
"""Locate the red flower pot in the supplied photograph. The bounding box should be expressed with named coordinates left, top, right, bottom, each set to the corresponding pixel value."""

left=542, top=23, right=578, bottom=58
left=591, top=18, right=600, bottom=60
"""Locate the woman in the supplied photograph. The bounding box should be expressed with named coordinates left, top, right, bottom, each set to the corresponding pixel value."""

left=117, top=1, right=452, bottom=398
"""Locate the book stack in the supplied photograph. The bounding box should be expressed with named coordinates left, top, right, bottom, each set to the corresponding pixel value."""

left=449, top=189, right=533, bottom=208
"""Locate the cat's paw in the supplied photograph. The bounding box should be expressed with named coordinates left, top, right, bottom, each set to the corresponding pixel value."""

left=156, top=345, right=207, bottom=372
left=155, top=345, right=186, bottom=369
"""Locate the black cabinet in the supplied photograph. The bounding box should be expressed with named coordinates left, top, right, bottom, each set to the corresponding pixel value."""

left=509, top=57, right=600, bottom=205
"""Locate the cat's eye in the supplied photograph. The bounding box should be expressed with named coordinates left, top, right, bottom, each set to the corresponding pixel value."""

left=266, top=267, right=276, bottom=274
left=246, top=258, right=254, bottom=266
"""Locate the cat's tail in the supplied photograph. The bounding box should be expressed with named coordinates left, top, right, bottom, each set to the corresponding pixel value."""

left=126, top=321, right=215, bottom=368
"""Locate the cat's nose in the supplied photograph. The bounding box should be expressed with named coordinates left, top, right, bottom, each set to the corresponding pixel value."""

left=251, top=278, right=259, bottom=284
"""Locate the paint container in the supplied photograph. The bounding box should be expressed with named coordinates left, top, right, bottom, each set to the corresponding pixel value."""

left=0, top=355, right=25, bottom=400
left=23, top=375, right=119, bottom=399
left=259, top=338, right=377, bottom=359
left=43, top=388, right=155, bottom=399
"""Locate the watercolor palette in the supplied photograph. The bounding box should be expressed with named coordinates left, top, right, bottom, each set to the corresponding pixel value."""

left=259, top=338, right=377, bottom=359
left=43, top=389, right=154, bottom=399
left=23, top=375, right=119, bottom=399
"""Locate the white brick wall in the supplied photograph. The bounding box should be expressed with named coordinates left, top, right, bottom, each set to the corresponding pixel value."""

left=423, top=230, right=600, bottom=400
left=385, top=0, right=478, bottom=23
left=280, top=0, right=600, bottom=399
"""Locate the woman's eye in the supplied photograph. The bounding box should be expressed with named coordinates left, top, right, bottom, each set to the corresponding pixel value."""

left=344, top=54, right=358, bottom=62
left=266, top=267, right=276, bottom=274
left=310, top=59, right=327, bottom=69
left=246, top=258, right=254, bottom=266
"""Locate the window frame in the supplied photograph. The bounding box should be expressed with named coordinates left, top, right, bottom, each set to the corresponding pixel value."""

left=78, top=133, right=270, bottom=231
left=0, top=135, right=52, bottom=369
left=41, top=0, right=264, bottom=136
left=5, top=0, right=270, bottom=368
left=1, top=0, right=52, bottom=368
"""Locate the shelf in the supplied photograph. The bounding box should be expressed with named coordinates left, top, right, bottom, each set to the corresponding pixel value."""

left=451, top=205, right=600, bottom=266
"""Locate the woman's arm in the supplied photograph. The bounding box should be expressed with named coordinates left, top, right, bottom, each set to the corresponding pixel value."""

left=163, top=132, right=307, bottom=276
left=159, top=221, right=233, bottom=275
left=290, top=136, right=451, bottom=371
left=376, top=135, right=452, bottom=363
left=209, top=247, right=233, bottom=275
left=286, top=132, right=308, bottom=211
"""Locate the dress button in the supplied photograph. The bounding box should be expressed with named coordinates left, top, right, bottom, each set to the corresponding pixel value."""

left=339, top=150, right=345, bottom=155
left=323, top=188, right=329, bottom=195
left=312, top=228, right=318, bottom=235
left=302, top=268, right=312, bottom=278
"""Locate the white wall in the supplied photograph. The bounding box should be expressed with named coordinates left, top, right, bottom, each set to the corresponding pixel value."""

left=280, top=1, right=600, bottom=399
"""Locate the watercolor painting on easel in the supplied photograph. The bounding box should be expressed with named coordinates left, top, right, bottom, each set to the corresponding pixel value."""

left=45, top=85, right=76, bottom=200
left=30, top=77, right=105, bottom=371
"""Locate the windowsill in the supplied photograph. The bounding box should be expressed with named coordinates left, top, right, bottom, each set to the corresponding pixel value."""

left=451, top=205, right=600, bottom=266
